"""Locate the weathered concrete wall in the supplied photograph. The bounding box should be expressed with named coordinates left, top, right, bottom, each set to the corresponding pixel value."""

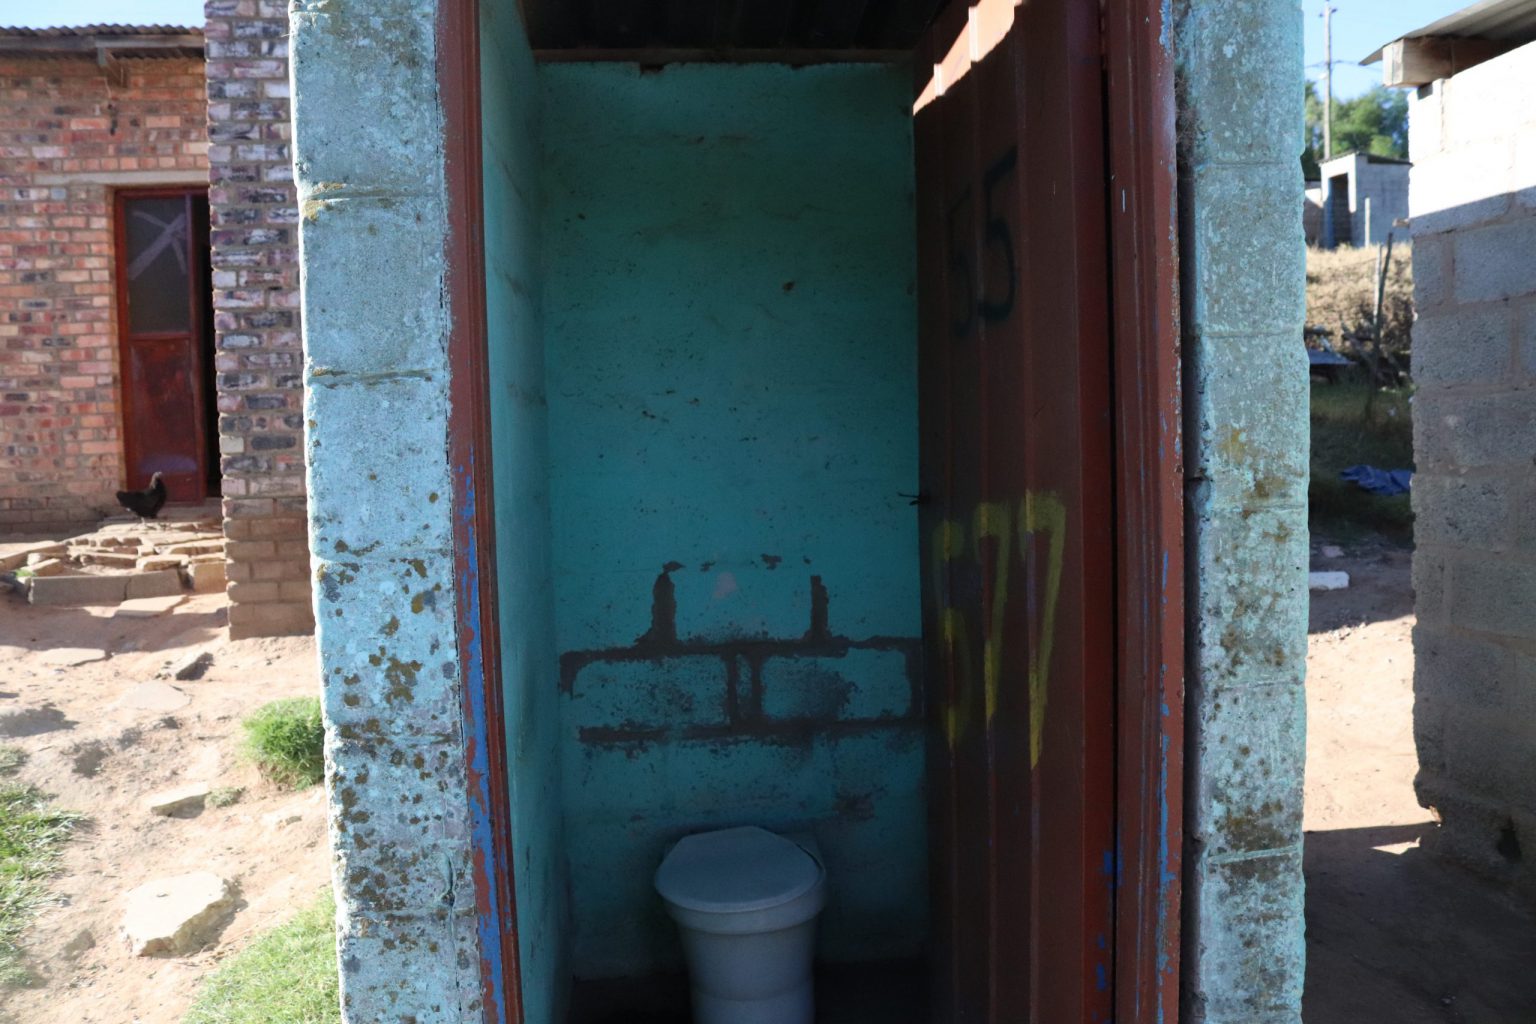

left=291, top=0, right=487, bottom=1018
left=0, top=53, right=207, bottom=532
left=1408, top=38, right=1536, bottom=892
left=540, top=62, right=924, bottom=978
left=481, top=3, right=568, bottom=1020
left=205, top=0, right=314, bottom=639
left=1174, top=1, right=1310, bottom=1021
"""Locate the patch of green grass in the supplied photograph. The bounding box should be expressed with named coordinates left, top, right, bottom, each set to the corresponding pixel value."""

left=0, top=747, right=25, bottom=776
left=1310, top=376, right=1415, bottom=540
left=241, top=697, right=325, bottom=790
left=184, top=891, right=339, bottom=1024
left=0, top=784, right=82, bottom=985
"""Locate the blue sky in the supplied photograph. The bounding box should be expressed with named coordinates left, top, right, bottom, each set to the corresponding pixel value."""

left=5, top=0, right=1471, bottom=100
left=1305, top=0, right=1474, bottom=96
left=2, top=0, right=206, bottom=31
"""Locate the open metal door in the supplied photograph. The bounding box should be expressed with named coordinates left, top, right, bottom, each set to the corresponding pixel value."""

left=914, top=0, right=1118, bottom=1020
left=115, top=187, right=216, bottom=501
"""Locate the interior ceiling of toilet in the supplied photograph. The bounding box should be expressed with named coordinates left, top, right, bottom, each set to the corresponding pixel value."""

left=519, top=0, right=947, bottom=51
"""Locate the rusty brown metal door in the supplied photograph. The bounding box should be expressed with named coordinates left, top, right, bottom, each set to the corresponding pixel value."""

left=914, top=0, right=1117, bottom=1020
left=115, top=188, right=215, bottom=502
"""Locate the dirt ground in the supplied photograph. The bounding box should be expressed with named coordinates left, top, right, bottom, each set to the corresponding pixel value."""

left=1304, top=537, right=1536, bottom=1023
left=5, top=528, right=1535, bottom=1023
left=0, top=589, right=328, bottom=1024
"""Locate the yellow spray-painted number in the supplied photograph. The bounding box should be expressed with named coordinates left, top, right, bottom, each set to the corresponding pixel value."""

left=929, top=492, right=1066, bottom=767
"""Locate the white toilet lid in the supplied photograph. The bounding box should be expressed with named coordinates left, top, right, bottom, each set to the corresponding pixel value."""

left=654, top=826, right=822, bottom=914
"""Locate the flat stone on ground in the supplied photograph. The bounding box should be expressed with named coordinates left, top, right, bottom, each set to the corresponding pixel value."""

left=114, top=681, right=190, bottom=714
left=28, top=573, right=129, bottom=607
left=38, top=647, right=109, bottom=667
left=1309, top=571, right=1351, bottom=591
left=187, top=560, right=226, bottom=594
left=124, top=569, right=184, bottom=600
left=136, top=556, right=185, bottom=572
left=121, top=871, right=237, bottom=956
left=114, top=594, right=186, bottom=618
left=146, top=783, right=211, bottom=817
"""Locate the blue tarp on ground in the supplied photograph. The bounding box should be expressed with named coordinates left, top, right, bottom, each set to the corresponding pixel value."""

left=1340, top=464, right=1414, bottom=497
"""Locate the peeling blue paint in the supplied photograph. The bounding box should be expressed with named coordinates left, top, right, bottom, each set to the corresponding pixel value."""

left=454, top=455, right=510, bottom=1022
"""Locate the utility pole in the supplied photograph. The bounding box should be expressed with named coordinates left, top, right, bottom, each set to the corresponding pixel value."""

left=1322, top=3, right=1336, bottom=160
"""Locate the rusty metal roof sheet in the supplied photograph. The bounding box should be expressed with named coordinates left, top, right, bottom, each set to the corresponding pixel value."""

left=1363, top=0, right=1536, bottom=64
left=0, top=24, right=201, bottom=37
left=0, top=23, right=203, bottom=58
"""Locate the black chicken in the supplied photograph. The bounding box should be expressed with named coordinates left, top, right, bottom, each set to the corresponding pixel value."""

left=117, top=472, right=167, bottom=520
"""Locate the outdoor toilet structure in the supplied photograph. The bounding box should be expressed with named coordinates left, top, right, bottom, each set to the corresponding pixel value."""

left=290, top=0, right=1310, bottom=1022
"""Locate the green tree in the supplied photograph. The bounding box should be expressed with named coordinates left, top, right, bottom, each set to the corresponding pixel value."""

left=1303, top=81, right=1409, bottom=179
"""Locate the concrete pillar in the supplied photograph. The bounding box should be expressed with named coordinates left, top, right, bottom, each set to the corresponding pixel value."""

left=289, top=0, right=487, bottom=1019
left=1173, top=1, right=1310, bottom=1021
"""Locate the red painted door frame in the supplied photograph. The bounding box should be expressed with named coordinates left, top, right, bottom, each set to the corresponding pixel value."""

left=435, top=1, right=1181, bottom=1020
left=114, top=185, right=214, bottom=502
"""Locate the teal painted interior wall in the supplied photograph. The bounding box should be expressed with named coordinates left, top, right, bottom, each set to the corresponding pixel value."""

left=540, top=62, right=925, bottom=978
left=480, top=6, right=568, bottom=1020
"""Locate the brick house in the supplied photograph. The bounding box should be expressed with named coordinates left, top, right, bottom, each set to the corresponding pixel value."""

left=0, top=17, right=311, bottom=638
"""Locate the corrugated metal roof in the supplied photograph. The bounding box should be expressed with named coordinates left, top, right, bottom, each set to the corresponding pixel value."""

left=1364, top=0, right=1536, bottom=63
left=0, top=24, right=201, bottom=38
left=0, top=23, right=203, bottom=59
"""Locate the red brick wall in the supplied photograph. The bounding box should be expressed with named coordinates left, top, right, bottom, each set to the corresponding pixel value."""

left=205, top=0, right=313, bottom=639
left=0, top=56, right=208, bottom=532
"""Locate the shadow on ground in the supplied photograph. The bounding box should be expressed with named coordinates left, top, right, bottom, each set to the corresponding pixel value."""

left=1308, top=540, right=1414, bottom=634
left=0, top=594, right=226, bottom=656
left=1305, top=822, right=1536, bottom=1023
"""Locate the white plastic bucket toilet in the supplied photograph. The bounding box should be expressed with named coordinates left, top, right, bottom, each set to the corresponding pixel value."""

left=654, top=825, right=827, bottom=1024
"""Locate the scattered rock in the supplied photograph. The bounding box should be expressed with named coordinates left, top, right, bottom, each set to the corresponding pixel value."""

left=146, top=783, right=211, bottom=817
left=62, top=929, right=95, bottom=959
left=1310, top=571, right=1351, bottom=591
left=124, top=569, right=184, bottom=600
left=79, top=550, right=138, bottom=569
left=207, top=786, right=244, bottom=809
left=0, top=543, right=63, bottom=572
left=136, top=556, right=185, bottom=572
left=114, top=681, right=190, bottom=714
left=114, top=594, right=187, bottom=619
left=163, top=540, right=223, bottom=554
left=162, top=649, right=214, bottom=682
left=68, top=740, right=112, bottom=778
left=187, top=560, right=226, bottom=594
left=261, top=802, right=308, bottom=828
left=0, top=704, right=74, bottom=737
left=121, top=872, right=238, bottom=956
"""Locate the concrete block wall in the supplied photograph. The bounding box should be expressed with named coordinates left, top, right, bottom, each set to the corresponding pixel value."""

left=0, top=55, right=207, bottom=532
left=204, top=0, right=313, bottom=638
left=290, top=0, right=487, bottom=1018
left=1408, top=39, right=1536, bottom=890
left=1174, top=0, right=1310, bottom=1021
left=1352, top=158, right=1409, bottom=246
